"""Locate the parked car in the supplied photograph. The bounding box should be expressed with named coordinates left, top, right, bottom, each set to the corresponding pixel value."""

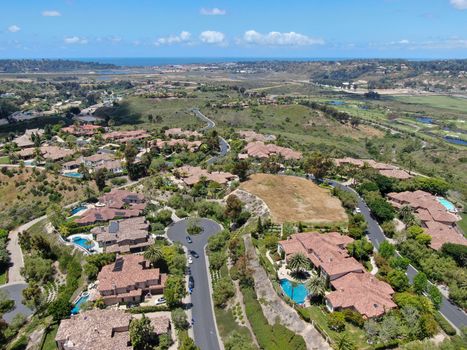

left=155, top=297, right=166, bottom=305
left=190, top=250, right=199, bottom=258
left=188, top=256, right=193, bottom=264
left=186, top=267, right=192, bottom=275
left=186, top=236, right=192, bottom=244
left=354, top=207, right=361, bottom=214
left=189, top=276, right=195, bottom=289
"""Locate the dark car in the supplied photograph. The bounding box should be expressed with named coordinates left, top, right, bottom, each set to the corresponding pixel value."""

left=188, top=276, right=195, bottom=289
left=186, top=236, right=193, bottom=244
left=190, top=250, right=199, bottom=258
left=186, top=267, right=192, bottom=275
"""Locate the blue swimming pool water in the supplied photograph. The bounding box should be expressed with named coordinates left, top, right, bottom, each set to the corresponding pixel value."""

left=63, top=172, right=83, bottom=179
left=444, top=136, right=467, bottom=146
left=71, top=294, right=89, bottom=315
left=436, top=197, right=456, bottom=212
left=329, top=100, right=345, bottom=106
left=70, top=206, right=86, bottom=215
left=72, top=237, right=93, bottom=251
left=280, top=279, right=308, bottom=304
left=416, top=117, right=433, bottom=124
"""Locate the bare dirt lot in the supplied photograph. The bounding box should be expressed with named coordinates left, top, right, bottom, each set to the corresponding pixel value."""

left=240, top=174, right=347, bottom=225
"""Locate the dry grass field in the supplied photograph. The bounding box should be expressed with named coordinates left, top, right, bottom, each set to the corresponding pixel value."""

left=240, top=174, right=347, bottom=225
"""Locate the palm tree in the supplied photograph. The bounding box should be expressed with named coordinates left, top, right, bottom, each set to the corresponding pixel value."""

left=144, top=244, right=163, bottom=267
left=335, top=333, right=356, bottom=350
left=306, top=274, right=326, bottom=301
left=288, top=253, right=309, bottom=275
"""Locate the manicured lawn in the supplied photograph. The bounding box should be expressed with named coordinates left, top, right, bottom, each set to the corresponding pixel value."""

left=40, top=324, right=59, bottom=350
left=0, top=156, right=10, bottom=164
left=0, top=268, right=7, bottom=285
left=302, top=305, right=369, bottom=349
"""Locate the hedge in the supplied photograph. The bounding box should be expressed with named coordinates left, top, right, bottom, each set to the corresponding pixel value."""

left=434, top=311, right=457, bottom=336
left=241, top=286, right=306, bottom=350
left=126, top=305, right=170, bottom=314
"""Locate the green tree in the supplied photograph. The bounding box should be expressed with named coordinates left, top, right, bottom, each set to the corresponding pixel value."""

left=441, top=243, right=467, bottom=267
left=225, top=195, right=243, bottom=222
left=48, top=297, right=72, bottom=321
left=144, top=244, right=163, bottom=267
left=413, top=272, right=428, bottom=294
left=129, top=315, right=155, bottom=350
left=347, top=238, right=373, bottom=261
left=427, top=285, right=442, bottom=309
left=163, top=275, right=187, bottom=307
left=304, top=152, right=333, bottom=180
left=327, top=312, right=346, bottom=332
left=232, top=159, right=250, bottom=181
left=287, top=253, right=309, bottom=274
left=94, top=168, right=107, bottom=192
left=306, top=274, right=326, bottom=301
left=179, top=332, right=199, bottom=350
left=171, top=308, right=189, bottom=330
left=387, top=269, right=410, bottom=292
left=378, top=241, right=396, bottom=260
left=335, top=332, right=356, bottom=350
left=213, top=277, right=235, bottom=307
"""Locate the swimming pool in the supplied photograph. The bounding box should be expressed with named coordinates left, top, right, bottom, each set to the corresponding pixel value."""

left=416, top=117, right=433, bottom=124
left=436, top=197, right=457, bottom=212
left=71, top=237, right=94, bottom=251
left=71, top=294, right=89, bottom=315
left=70, top=206, right=86, bottom=216
left=280, top=279, right=308, bottom=304
left=63, top=172, right=83, bottom=179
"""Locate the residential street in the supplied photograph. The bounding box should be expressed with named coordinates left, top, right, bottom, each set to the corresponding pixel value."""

left=330, top=181, right=467, bottom=331
left=167, top=218, right=223, bottom=350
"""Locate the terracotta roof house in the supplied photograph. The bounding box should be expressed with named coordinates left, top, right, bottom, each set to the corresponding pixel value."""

left=239, top=141, right=302, bottom=160
left=74, top=207, right=142, bottom=225
left=278, top=232, right=362, bottom=281
left=55, top=309, right=170, bottom=350
left=164, top=128, right=202, bottom=138
left=40, top=146, right=74, bottom=161
left=326, top=272, right=396, bottom=319
left=17, top=147, right=36, bottom=159
left=175, top=165, right=237, bottom=186
left=153, top=139, right=202, bottom=152
left=91, top=217, right=154, bottom=254
left=61, top=124, right=101, bottom=136
left=238, top=130, right=276, bottom=142
left=387, top=191, right=465, bottom=250
left=97, top=255, right=167, bottom=305
left=99, top=189, right=146, bottom=209
left=103, top=130, right=150, bottom=143
left=279, top=232, right=396, bottom=318
left=12, top=129, right=44, bottom=148
left=334, top=157, right=413, bottom=180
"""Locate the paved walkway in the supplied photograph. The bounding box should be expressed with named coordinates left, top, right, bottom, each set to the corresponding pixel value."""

left=244, top=235, right=330, bottom=350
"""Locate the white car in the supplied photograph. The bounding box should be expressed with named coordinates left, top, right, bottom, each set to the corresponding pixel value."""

left=354, top=207, right=361, bottom=214
left=155, top=297, right=166, bottom=305
left=188, top=256, right=193, bottom=264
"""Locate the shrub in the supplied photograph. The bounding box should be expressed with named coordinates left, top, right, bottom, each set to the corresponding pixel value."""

left=343, top=309, right=365, bottom=328
left=434, top=311, right=456, bottom=336
left=126, top=305, right=170, bottom=314
left=327, top=312, right=346, bottom=332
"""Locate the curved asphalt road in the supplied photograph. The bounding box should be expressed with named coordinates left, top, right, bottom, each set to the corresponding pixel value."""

left=192, top=108, right=230, bottom=164
left=167, top=218, right=222, bottom=350
left=329, top=180, right=467, bottom=331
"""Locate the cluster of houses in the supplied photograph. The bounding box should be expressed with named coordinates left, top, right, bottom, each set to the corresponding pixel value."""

left=56, top=188, right=169, bottom=348
left=387, top=190, right=465, bottom=250
left=334, top=157, right=413, bottom=180
left=279, top=232, right=396, bottom=319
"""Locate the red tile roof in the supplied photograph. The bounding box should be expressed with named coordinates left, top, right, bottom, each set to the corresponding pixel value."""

left=242, top=141, right=302, bottom=160
left=327, top=272, right=396, bottom=318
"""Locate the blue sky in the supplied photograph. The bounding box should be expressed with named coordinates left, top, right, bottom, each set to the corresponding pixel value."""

left=1, top=0, right=467, bottom=58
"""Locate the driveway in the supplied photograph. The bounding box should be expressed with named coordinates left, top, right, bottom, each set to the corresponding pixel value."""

left=330, top=180, right=467, bottom=331
left=167, top=218, right=223, bottom=350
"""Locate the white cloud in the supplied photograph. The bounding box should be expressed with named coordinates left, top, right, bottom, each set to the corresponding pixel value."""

left=450, top=0, right=467, bottom=10
left=42, top=10, right=61, bottom=17
left=200, top=8, right=226, bottom=16
left=8, top=25, right=21, bottom=33
left=199, top=31, right=226, bottom=45
left=155, top=31, right=192, bottom=46
left=241, top=30, right=324, bottom=46
left=398, top=39, right=410, bottom=44
left=64, top=36, right=88, bottom=44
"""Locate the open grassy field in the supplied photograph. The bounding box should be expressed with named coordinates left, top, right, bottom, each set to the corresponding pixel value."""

left=390, top=95, right=467, bottom=114
left=240, top=174, right=347, bottom=225
left=97, top=96, right=206, bottom=131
